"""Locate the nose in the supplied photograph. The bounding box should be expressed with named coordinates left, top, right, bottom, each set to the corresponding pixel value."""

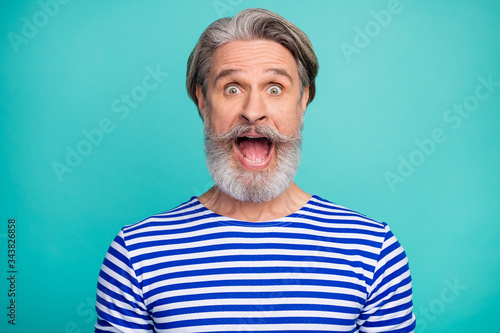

left=239, top=90, right=268, bottom=124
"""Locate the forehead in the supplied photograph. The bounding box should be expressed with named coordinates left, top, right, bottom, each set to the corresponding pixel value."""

left=210, top=40, right=299, bottom=81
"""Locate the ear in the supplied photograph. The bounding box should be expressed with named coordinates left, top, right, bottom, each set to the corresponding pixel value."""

left=196, top=85, right=206, bottom=119
left=299, top=86, right=310, bottom=114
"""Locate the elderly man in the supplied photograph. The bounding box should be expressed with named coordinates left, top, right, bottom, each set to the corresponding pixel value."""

left=94, top=8, right=416, bottom=332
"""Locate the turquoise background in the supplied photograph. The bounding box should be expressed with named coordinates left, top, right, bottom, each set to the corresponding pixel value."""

left=1, top=0, right=499, bottom=332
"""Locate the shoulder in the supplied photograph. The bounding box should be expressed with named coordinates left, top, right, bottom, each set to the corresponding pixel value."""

left=304, top=195, right=389, bottom=232
left=120, top=196, right=209, bottom=238
left=282, top=195, right=396, bottom=255
left=305, top=195, right=408, bottom=272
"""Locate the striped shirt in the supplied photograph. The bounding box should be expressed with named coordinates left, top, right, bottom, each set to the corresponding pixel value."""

left=95, top=195, right=415, bottom=332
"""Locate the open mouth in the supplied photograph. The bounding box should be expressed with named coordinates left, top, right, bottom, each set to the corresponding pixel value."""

left=235, top=136, right=273, bottom=164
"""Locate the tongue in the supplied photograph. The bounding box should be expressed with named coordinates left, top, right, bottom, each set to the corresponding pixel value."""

left=238, top=138, right=269, bottom=162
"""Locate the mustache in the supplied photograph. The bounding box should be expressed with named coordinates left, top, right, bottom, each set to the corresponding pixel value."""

left=204, top=122, right=303, bottom=144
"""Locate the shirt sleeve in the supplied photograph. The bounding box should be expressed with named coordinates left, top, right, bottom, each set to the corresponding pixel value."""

left=357, top=223, right=416, bottom=332
left=94, top=229, right=154, bottom=333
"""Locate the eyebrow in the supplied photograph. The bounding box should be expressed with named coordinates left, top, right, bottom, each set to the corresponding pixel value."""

left=213, top=68, right=294, bottom=85
left=213, top=69, right=242, bottom=85
left=265, top=68, right=294, bottom=84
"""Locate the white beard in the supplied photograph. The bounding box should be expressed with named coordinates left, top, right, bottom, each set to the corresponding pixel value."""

left=204, top=119, right=303, bottom=203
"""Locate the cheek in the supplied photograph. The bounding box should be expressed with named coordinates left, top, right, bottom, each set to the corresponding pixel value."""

left=206, top=98, right=240, bottom=132
left=283, top=118, right=302, bottom=135
left=208, top=111, right=237, bottom=134
left=273, top=105, right=303, bottom=134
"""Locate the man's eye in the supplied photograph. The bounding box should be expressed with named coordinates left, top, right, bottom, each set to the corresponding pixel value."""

left=268, top=85, right=282, bottom=95
left=225, top=86, right=241, bottom=95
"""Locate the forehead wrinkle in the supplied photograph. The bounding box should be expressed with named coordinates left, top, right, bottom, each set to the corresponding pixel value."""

left=210, top=40, right=299, bottom=86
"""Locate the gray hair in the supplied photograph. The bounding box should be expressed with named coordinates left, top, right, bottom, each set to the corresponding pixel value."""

left=186, top=8, right=319, bottom=117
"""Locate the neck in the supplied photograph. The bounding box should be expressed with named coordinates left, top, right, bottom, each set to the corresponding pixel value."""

left=198, top=181, right=311, bottom=222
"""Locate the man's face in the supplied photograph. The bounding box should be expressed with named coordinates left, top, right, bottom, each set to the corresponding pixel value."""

left=197, top=39, right=309, bottom=202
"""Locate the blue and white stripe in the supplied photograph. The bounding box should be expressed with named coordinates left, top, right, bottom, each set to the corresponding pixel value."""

left=95, top=195, right=415, bottom=332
